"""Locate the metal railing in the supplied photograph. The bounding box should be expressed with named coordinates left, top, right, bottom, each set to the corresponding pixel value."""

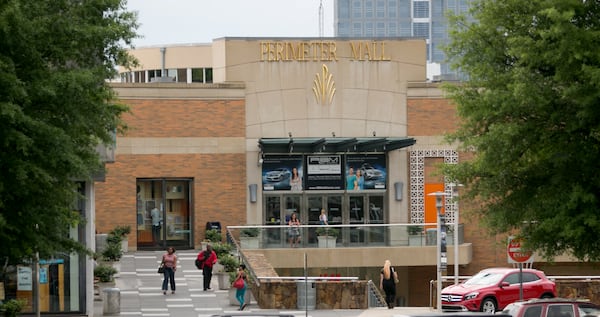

left=367, top=279, right=387, bottom=308
left=227, top=223, right=464, bottom=249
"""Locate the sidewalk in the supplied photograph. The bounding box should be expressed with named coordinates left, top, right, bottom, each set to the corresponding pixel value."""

left=94, top=251, right=434, bottom=317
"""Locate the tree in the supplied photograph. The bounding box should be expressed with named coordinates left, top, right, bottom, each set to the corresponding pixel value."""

left=443, top=0, right=600, bottom=261
left=0, top=0, right=137, bottom=262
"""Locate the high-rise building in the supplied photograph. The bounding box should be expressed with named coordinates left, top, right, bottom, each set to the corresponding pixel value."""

left=334, top=0, right=473, bottom=80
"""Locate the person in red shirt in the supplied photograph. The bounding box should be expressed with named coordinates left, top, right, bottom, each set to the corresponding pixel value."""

left=197, top=244, right=218, bottom=291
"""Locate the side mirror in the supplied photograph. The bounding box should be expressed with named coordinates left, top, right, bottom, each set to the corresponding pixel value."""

left=500, top=281, right=510, bottom=288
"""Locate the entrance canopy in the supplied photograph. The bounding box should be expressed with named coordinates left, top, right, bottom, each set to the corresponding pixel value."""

left=258, top=137, right=416, bottom=154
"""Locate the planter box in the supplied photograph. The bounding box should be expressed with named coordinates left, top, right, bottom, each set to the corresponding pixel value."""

left=216, top=272, right=231, bottom=290
left=409, top=235, right=424, bottom=246
left=240, top=237, right=259, bottom=249
left=317, top=236, right=337, bottom=248
left=121, top=239, right=129, bottom=253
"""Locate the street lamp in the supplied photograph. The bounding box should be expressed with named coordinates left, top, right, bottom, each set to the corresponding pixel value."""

left=448, top=182, right=463, bottom=285
left=427, top=191, right=448, bottom=312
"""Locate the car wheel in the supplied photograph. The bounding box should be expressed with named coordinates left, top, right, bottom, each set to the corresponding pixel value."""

left=480, top=298, right=497, bottom=313
left=541, top=294, right=553, bottom=299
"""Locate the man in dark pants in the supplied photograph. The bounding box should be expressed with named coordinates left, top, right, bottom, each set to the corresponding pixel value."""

left=197, top=244, right=217, bottom=291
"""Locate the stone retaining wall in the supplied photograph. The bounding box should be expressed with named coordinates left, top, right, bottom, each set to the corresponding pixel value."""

left=252, top=280, right=369, bottom=309
left=557, top=280, right=600, bottom=303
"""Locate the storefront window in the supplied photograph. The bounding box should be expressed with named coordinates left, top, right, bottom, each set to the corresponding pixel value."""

left=3, top=182, right=87, bottom=314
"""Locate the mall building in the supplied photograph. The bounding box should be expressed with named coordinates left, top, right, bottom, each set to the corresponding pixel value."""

left=94, top=37, right=593, bottom=307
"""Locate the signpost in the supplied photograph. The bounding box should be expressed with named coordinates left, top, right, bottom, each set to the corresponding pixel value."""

left=507, top=237, right=533, bottom=300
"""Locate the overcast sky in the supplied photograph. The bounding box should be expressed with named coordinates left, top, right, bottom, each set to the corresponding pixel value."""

left=126, top=0, right=335, bottom=47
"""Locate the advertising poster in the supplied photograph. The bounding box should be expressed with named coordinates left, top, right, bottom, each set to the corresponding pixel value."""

left=346, top=154, right=387, bottom=190
left=17, top=265, right=32, bottom=291
left=305, top=155, right=344, bottom=190
left=262, top=155, right=303, bottom=191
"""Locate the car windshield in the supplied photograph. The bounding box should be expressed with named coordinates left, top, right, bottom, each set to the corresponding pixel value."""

left=464, top=271, right=504, bottom=285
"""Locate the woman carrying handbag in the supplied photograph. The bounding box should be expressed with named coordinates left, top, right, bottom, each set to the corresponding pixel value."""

left=232, top=264, right=247, bottom=310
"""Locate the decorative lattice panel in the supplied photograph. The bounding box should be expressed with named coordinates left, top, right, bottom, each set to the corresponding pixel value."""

left=409, top=149, right=458, bottom=224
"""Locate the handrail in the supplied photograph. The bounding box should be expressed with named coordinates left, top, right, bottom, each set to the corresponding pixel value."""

left=226, top=227, right=261, bottom=287
left=255, top=276, right=358, bottom=280
left=227, top=223, right=465, bottom=249
left=367, top=279, right=387, bottom=307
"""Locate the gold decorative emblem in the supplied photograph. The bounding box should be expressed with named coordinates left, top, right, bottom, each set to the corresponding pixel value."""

left=312, top=64, right=336, bottom=105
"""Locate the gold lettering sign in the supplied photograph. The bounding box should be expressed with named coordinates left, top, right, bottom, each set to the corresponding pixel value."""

left=259, top=41, right=390, bottom=62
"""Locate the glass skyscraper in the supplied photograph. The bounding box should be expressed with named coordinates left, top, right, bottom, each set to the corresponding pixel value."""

left=334, top=0, right=473, bottom=80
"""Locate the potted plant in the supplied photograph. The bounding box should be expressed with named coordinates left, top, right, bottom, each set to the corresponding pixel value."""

left=216, top=254, right=239, bottom=290
left=110, top=225, right=131, bottom=253
left=240, top=227, right=260, bottom=249
left=205, top=229, right=222, bottom=243
left=408, top=225, right=424, bottom=246
left=94, top=263, right=118, bottom=283
left=316, top=227, right=339, bottom=248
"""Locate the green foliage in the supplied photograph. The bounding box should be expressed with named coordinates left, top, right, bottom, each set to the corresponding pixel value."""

left=211, top=242, right=232, bottom=259
left=205, top=229, right=222, bottom=242
left=101, top=225, right=128, bottom=261
left=0, top=299, right=26, bottom=317
left=101, top=242, right=122, bottom=262
left=110, top=225, right=131, bottom=237
left=218, top=254, right=239, bottom=272
left=316, top=227, right=340, bottom=237
left=0, top=0, right=138, bottom=262
left=94, top=263, right=118, bottom=282
left=240, top=227, right=260, bottom=237
left=408, top=225, right=423, bottom=235
left=443, top=0, right=600, bottom=261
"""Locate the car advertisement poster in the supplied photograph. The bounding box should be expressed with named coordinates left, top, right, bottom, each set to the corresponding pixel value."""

left=262, top=155, right=303, bottom=191
left=346, top=154, right=387, bottom=190
left=305, top=155, right=344, bottom=190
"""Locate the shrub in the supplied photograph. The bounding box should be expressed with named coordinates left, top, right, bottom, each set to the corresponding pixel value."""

left=205, top=229, right=222, bottom=242
left=211, top=242, right=232, bottom=259
left=218, top=254, right=239, bottom=272
left=0, top=299, right=26, bottom=317
left=240, top=227, right=260, bottom=237
left=94, top=264, right=118, bottom=282
left=408, top=225, right=423, bottom=235
left=110, top=225, right=131, bottom=238
left=316, top=227, right=340, bottom=237
left=101, top=225, right=130, bottom=261
left=101, top=241, right=122, bottom=262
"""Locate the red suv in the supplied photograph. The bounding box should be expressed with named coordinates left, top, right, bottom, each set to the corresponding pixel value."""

left=502, top=298, right=600, bottom=317
left=441, top=268, right=557, bottom=313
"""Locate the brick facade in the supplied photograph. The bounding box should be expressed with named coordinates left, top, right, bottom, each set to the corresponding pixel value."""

left=95, top=97, right=246, bottom=247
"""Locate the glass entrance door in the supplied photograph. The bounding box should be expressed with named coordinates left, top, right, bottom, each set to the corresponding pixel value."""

left=136, top=179, right=192, bottom=250
left=348, top=196, right=365, bottom=244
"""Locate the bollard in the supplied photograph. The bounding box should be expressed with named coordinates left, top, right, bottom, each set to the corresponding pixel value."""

left=102, top=287, right=120, bottom=315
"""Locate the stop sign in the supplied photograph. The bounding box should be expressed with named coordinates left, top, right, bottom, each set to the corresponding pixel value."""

left=507, top=237, right=533, bottom=263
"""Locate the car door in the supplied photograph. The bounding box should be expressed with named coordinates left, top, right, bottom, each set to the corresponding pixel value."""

left=497, top=272, right=522, bottom=309
left=521, top=272, right=542, bottom=299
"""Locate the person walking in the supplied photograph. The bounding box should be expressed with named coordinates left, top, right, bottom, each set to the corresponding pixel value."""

left=380, top=259, right=399, bottom=309
left=234, top=264, right=248, bottom=311
left=197, top=244, right=218, bottom=291
left=161, top=247, right=177, bottom=295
